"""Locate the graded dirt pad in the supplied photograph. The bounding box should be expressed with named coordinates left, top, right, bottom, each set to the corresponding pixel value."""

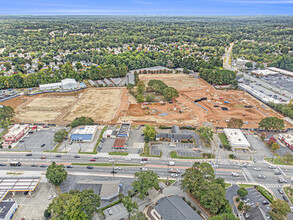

left=121, top=94, right=199, bottom=126
left=15, top=94, right=79, bottom=123
left=181, top=88, right=291, bottom=128
left=139, top=74, right=208, bottom=90
left=0, top=96, right=29, bottom=109
left=63, top=88, right=123, bottom=122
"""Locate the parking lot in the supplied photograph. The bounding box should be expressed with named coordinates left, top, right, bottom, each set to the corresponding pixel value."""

left=16, top=127, right=60, bottom=152
left=9, top=182, right=58, bottom=220
left=150, top=142, right=201, bottom=158
left=245, top=187, right=271, bottom=217
left=262, top=75, right=293, bottom=94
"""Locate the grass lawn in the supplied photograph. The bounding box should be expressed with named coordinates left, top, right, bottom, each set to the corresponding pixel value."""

left=284, top=187, right=293, bottom=204
left=108, top=152, right=129, bottom=156
left=225, top=183, right=232, bottom=189
left=159, top=179, right=176, bottom=184
left=238, top=184, right=256, bottom=188
left=265, top=157, right=293, bottom=166
left=72, top=163, right=142, bottom=167
left=255, top=186, right=275, bottom=203
left=140, top=142, right=162, bottom=158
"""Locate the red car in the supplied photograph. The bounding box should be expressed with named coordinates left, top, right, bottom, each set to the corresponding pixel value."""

left=89, top=159, right=96, bottom=162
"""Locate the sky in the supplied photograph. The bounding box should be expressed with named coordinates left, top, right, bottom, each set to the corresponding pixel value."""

left=0, top=0, right=293, bottom=16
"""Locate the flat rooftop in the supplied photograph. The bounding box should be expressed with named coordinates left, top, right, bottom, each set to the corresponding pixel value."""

left=72, top=126, right=97, bottom=135
left=224, top=128, right=250, bottom=149
left=118, top=123, right=131, bottom=135
left=0, top=177, right=40, bottom=202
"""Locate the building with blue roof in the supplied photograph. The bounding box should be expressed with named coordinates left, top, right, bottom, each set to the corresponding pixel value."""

left=70, top=126, right=97, bottom=142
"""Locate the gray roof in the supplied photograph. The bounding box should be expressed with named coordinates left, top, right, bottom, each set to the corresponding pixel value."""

left=155, top=195, right=202, bottom=220
left=0, top=201, right=16, bottom=219
left=171, top=125, right=180, bottom=134
left=244, top=207, right=266, bottom=220
left=156, top=133, right=192, bottom=141
left=127, top=72, right=135, bottom=85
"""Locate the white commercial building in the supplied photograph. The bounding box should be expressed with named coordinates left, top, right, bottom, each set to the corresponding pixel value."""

left=70, top=126, right=97, bottom=142
left=251, top=69, right=278, bottom=76
left=0, top=201, right=18, bottom=220
left=61, top=78, right=78, bottom=90
left=4, top=124, right=29, bottom=146
left=268, top=67, right=293, bottom=77
left=224, top=128, right=251, bottom=150
left=39, top=78, right=78, bottom=91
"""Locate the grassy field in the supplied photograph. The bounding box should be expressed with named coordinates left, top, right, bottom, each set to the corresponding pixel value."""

left=72, top=163, right=142, bottom=167
left=159, top=179, right=176, bottom=184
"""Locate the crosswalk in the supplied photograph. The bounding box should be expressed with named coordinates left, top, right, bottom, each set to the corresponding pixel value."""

left=265, top=184, right=283, bottom=188
left=242, top=168, right=255, bottom=182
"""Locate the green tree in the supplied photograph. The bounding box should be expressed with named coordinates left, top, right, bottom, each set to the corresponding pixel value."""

left=48, top=193, right=87, bottom=220
left=163, top=87, right=179, bottom=101
left=237, top=187, right=248, bottom=198
left=122, top=196, right=138, bottom=219
left=245, top=62, right=253, bottom=69
left=70, top=117, right=94, bottom=128
left=54, top=129, right=68, bottom=143
left=227, top=118, right=243, bottom=129
left=130, top=212, right=148, bottom=220
left=259, top=117, right=284, bottom=130
left=143, top=124, right=156, bottom=142
left=69, top=189, right=100, bottom=218
left=272, top=142, right=280, bottom=151
left=209, top=212, right=239, bottom=220
left=0, top=106, right=14, bottom=128
left=132, top=170, right=159, bottom=200
left=44, top=209, right=51, bottom=218
left=76, top=62, right=83, bottom=70
left=269, top=199, right=291, bottom=220
left=46, top=162, right=68, bottom=186
left=237, top=201, right=244, bottom=211
left=136, top=94, right=144, bottom=103
left=146, top=94, right=155, bottom=102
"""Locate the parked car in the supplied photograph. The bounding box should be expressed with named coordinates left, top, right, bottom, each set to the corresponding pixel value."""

left=28, top=131, right=34, bottom=134
left=26, top=153, right=32, bottom=156
left=263, top=200, right=269, bottom=205
left=283, top=196, right=289, bottom=202
left=0, top=163, right=6, bottom=166
left=19, top=140, right=25, bottom=143
left=107, top=208, right=113, bottom=215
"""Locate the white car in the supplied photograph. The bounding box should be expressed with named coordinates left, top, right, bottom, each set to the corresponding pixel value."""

left=142, top=168, right=148, bottom=171
left=231, top=172, right=239, bottom=177
left=171, top=173, right=178, bottom=177
left=107, top=208, right=113, bottom=215
left=48, top=195, right=57, bottom=200
left=141, top=161, right=147, bottom=164
left=254, top=167, right=261, bottom=171
left=125, top=157, right=131, bottom=161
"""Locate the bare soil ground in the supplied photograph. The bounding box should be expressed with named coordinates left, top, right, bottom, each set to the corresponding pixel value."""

left=63, top=88, right=123, bottom=123
left=139, top=73, right=208, bottom=90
